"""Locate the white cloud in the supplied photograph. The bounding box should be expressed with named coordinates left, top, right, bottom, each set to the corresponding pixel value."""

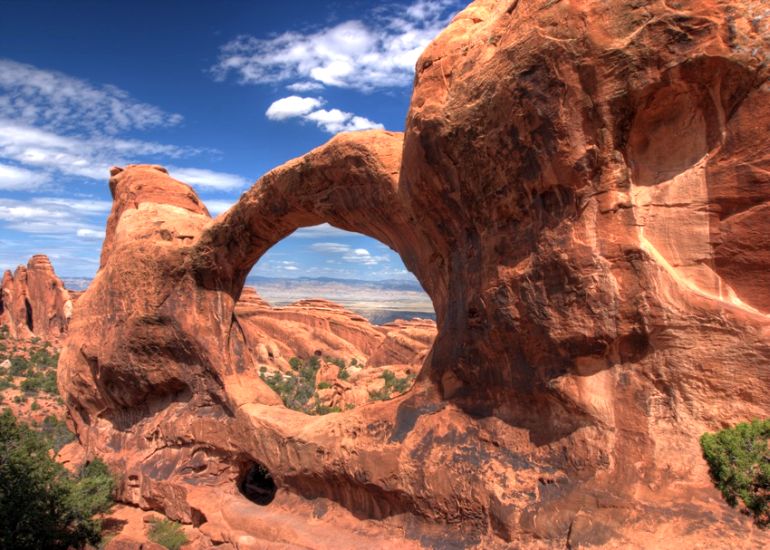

left=212, top=1, right=462, bottom=92
left=292, top=223, right=353, bottom=239
left=203, top=199, right=236, bottom=216
left=287, top=81, right=325, bottom=92
left=0, top=197, right=111, bottom=236
left=76, top=228, right=106, bottom=240
left=0, top=163, right=50, bottom=190
left=0, top=58, right=182, bottom=134
left=0, top=119, right=196, bottom=182
left=342, top=247, right=388, bottom=266
left=310, top=240, right=388, bottom=266
left=311, top=242, right=352, bottom=253
left=168, top=167, right=250, bottom=191
left=265, top=95, right=323, bottom=120
left=264, top=97, right=383, bottom=134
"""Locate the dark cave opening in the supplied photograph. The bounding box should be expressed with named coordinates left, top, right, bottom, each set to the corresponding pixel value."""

left=239, top=461, right=277, bottom=505
left=24, top=298, right=33, bottom=332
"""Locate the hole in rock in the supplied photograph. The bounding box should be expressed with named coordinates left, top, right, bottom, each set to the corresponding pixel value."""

left=238, top=224, right=436, bottom=414
left=239, top=462, right=277, bottom=505
left=24, top=298, right=33, bottom=332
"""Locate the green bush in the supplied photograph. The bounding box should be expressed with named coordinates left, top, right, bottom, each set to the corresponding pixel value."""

left=20, top=370, right=57, bottom=395
left=29, top=347, right=58, bottom=369
left=260, top=356, right=350, bottom=415
left=701, top=419, right=770, bottom=526
left=9, top=356, right=31, bottom=377
left=0, top=409, right=114, bottom=549
left=369, top=370, right=415, bottom=401
left=41, top=414, right=75, bottom=451
left=317, top=381, right=332, bottom=390
left=148, top=518, right=188, bottom=550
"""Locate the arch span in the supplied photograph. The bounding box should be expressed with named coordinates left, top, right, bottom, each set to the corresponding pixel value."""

left=192, top=131, right=446, bottom=324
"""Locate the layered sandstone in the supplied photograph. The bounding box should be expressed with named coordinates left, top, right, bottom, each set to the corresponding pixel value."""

left=1, top=254, right=73, bottom=340
left=59, top=1, right=770, bottom=548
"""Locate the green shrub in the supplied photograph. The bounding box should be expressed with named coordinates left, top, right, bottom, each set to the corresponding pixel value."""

left=369, top=370, right=415, bottom=401
left=29, top=347, right=58, bottom=369
left=148, top=518, right=188, bottom=550
left=20, top=370, right=57, bottom=395
left=317, top=381, right=332, bottom=390
left=0, top=410, right=114, bottom=549
left=260, top=356, right=350, bottom=415
left=312, top=404, right=341, bottom=415
left=41, top=415, right=75, bottom=451
left=701, top=419, right=770, bottom=526
left=9, top=356, right=31, bottom=377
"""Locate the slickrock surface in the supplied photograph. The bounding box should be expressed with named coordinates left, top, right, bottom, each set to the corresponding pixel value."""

left=59, top=1, right=770, bottom=548
left=0, top=254, right=73, bottom=340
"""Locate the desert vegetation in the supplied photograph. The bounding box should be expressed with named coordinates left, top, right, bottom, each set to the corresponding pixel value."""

left=701, top=419, right=770, bottom=526
left=0, top=409, right=115, bottom=549
left=147, top=518, right=188, bottom=550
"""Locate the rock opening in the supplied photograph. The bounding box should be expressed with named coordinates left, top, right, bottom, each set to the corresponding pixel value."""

left=24, top=298, right=33, bottom=332
left=239, top=462, right=276, bottom=506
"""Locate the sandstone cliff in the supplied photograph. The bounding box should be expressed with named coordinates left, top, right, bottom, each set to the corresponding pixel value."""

left=58, top=1, right=770, bottom=548
left=1, top=254, right=73, bottom=340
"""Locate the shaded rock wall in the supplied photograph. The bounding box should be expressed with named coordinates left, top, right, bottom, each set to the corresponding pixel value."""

left=59, top=1, right=770, bottom=548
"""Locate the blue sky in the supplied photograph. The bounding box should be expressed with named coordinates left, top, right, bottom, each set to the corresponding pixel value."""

left=0, top=0, right=464, bottom=280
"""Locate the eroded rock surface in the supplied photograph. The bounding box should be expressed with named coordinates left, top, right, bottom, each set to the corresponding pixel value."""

left=1, top=254, right=73, bottom=340
left=59, top=1, right=770, bottom=548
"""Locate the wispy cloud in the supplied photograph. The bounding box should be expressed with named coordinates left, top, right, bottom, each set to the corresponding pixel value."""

left=0, top=162, right=51, bottom=190
left=292, top=223, right=354, bottom=239
left=0, top=60, right=252, bottom=197
left=0, top=58, right=182, bottom=135
left=0, top=197, right=111, bottom=238
left=203, top=199, right=236, bottom=216
left=212, top=1, right=461, bottom=92
left=0, top=119, right=194, bottom=181
left=310, top=242, right=353, bottom=253
left=311, top=241, right=388, bottom=266
left=168, top=167, right=251, bottom=191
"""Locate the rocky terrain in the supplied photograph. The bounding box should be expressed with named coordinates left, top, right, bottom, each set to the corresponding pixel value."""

left=0, top=253, right=433, bottom=547
left=53, top=0, right=770, bottom=548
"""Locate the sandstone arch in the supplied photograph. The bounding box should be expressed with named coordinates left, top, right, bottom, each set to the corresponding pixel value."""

left=59, top=1, right=770, bottom=547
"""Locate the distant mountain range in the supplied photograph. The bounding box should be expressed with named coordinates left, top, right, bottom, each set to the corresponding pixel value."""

left=61, top=277, right=92, bottom=291
left=245, top=275, right=426, bottom=292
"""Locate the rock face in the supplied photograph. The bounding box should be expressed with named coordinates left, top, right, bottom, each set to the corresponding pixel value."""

left=59, top=1, right=770, bottom=548
left=235, top=286, right=434, bottom=372
left=1, top=255, right=73, bottom=340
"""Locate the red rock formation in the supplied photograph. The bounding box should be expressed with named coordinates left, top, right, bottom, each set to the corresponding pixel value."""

left=59, top=1, right=770, bottom=548
left=235, top=286, right=434, bottom=371
left=1, top=254, right=73, bottom=340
